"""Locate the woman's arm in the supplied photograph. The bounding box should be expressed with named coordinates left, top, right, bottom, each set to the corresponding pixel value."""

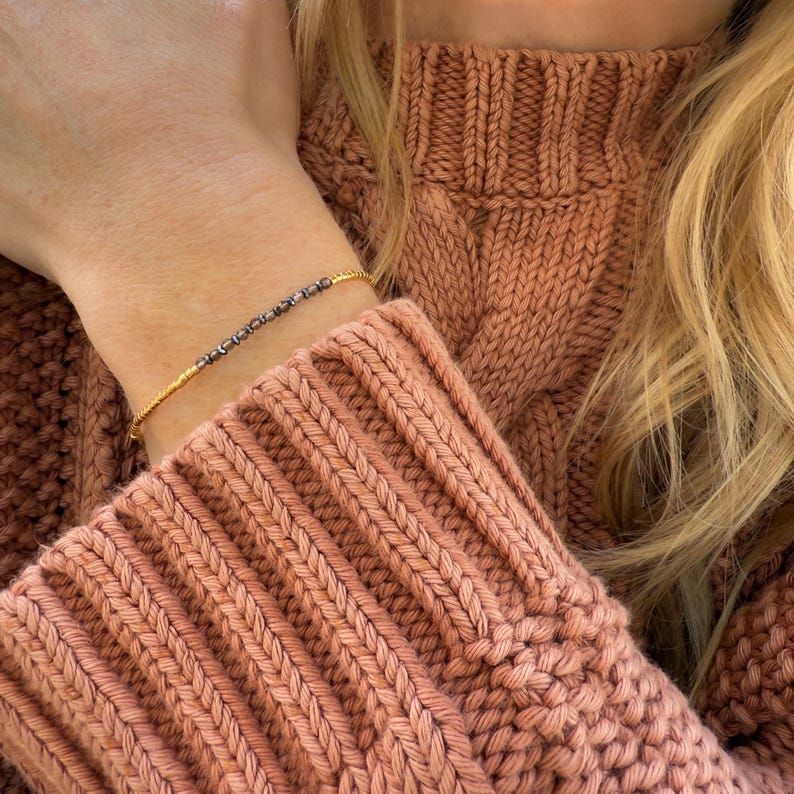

left=62, top=145, right=379, bottom=462
left=0, top=300, right=788, bottom=793
left=0, top=0, right=377, bottom=461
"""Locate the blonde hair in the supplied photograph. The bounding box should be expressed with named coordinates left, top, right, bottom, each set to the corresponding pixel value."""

left=288, top=0, right=411, bottom=285
left=582, top=0, right=794, bottom=691
left=288, top=0, right=794, bottom=693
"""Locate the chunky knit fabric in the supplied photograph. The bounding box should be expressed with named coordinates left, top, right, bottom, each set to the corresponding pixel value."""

left=2, top=44, right=794, bottom=793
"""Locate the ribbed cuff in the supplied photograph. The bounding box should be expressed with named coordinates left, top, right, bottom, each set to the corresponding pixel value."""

left=0, top=300, right=773, bottom=793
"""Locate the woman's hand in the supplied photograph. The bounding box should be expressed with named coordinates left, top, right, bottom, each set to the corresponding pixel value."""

left=0, top=0, right=378, bottom=461
left=0, top=0, right=299, bottom=278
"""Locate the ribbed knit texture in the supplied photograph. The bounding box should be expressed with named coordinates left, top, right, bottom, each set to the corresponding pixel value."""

left=2, top=44, right=794, bottom=793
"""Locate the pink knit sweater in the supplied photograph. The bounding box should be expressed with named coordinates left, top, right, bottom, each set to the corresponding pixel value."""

left=1, top=43, right=793, bottom=793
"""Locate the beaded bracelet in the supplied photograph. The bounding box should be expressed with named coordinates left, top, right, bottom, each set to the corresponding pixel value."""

left=129, top=269, right=376, bottom=441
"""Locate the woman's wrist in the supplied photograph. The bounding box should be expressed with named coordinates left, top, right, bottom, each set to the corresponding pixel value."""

left=51, top=133, right=380, bottom=460
left=139, top=277, right=379, bottom=462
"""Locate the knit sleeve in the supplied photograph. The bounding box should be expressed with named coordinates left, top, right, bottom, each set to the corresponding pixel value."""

left=0, top=300, right=787, bottom=794
left=700, top=564, right=794, bottom=788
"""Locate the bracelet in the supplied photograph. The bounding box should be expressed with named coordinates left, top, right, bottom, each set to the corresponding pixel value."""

left=129, top=269, right=376, bottom=442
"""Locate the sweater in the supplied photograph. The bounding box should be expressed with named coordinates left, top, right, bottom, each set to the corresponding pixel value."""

left=1, top=42, right=793, bottom=793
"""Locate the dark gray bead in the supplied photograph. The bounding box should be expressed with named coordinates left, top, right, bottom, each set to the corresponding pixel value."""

left=258, top=313, right=267, bottom=324
left=231, top=334, right=241, bottom=345
left=244, top=324, right=254, bottom=334
left=301, top=287, right=311, bottom=299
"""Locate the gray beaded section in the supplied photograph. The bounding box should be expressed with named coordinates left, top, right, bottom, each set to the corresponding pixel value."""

left=196, top=275, right=335, bottom=366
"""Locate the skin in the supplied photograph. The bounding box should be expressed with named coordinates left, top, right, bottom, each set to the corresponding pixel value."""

left=371, top=0, right=736, bottom=50
left=0, top=0, right=735, bottom=462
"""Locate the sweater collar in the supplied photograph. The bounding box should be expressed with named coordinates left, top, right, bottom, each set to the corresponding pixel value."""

left=303, top=42, right=705, bottom=198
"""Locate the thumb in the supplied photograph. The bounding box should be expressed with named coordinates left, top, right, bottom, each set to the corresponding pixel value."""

left=244, top=0, right=300, bottom=152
